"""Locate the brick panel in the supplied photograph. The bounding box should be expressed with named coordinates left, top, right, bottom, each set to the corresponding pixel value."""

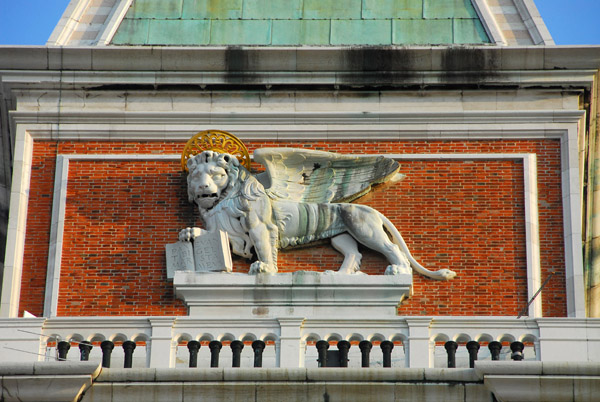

left=19, top=142, right=58, bottom=317
left=19, top=139, right=565, bottom=317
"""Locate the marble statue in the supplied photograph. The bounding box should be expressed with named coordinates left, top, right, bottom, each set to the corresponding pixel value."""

left=178, top=130, right=456, bottom=280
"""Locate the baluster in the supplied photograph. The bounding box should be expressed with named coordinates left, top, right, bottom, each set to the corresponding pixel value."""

left=231, top=340, right=244, bottom=368
left=252, top=340, right=266, bottom=368
left=57, top=341, right=70, bottom=361
left=209, top=340, right=222, bottom=368
left=488, top=341, right=502, bottom=361
left=187, top=340, right=200, bottom=368
left=444, top=341, right=458, bottom=368
left=100, top=340, right=114, bottom=368
left=358, top=340, right=372, bottom=368
left=466, top=341, right=480, bottom=368
left=510, top=341, right=525, bottom=361
left=316, top=340, right=329, bottom=368
left=337, top=340, right=350, bottom=367
left=79, top=341, right=93, bottom=361
left=123, top=340, right=136, bottom=368
left=380, top=340, right=394, bottom=368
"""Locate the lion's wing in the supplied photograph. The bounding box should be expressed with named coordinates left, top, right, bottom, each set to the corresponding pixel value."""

left=253, top=148, right=402, bottom=204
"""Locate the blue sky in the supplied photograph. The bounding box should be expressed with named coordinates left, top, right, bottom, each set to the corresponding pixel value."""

left=0, top=0, right=598, bottom=45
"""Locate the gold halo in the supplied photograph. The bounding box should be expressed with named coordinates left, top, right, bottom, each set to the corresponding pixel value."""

left=181, top=130, right=251, bottom=171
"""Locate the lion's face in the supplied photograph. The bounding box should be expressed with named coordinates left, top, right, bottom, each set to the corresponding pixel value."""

left=188, top=158, right=230, bottom=209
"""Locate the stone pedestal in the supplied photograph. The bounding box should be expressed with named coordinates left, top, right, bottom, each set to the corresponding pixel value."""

left=173, top=271, right=412, bottom=318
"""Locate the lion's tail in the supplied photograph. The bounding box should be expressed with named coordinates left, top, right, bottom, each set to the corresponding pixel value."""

left=378, top=212, right=457, bottom=281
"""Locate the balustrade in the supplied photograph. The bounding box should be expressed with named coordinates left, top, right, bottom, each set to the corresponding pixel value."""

left=42, top=334, right=539, bottom=369
left=43, top=337, right=539, bottom=370
left=4, top=317, right=591, bottom=369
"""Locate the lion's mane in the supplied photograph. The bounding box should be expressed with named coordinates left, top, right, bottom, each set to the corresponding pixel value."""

left=186, top=151, right=265, bottom=211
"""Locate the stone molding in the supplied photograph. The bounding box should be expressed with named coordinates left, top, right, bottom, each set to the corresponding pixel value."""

left=1, top=70, right=598, bottom=93
left=2, top=47, right=600, bottom=75
left=9, top=110, right=588, bottom=129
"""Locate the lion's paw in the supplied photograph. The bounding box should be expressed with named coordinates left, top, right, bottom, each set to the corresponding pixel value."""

left=385, top=264, right=412, bottom=276
left=338, top=264, right=360, bottom=275
left=178, top=227, right=203, bottom=242
left=249, top=261, right=277, bottom=275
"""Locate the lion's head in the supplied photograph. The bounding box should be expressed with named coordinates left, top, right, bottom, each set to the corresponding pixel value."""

left=186, top=151, right=243, bottom=210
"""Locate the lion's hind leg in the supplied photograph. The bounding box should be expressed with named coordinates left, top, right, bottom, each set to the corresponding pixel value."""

left=331, top=233, right=362, bottom=274
left=340, top=204, right=412, bottom=276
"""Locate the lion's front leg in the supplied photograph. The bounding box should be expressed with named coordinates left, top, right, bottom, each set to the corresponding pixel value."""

left=248, top=221, right=278, bottom=274
left=248, top=226, right=278, bottom=274
left=245, top=200, right=279, bottom=274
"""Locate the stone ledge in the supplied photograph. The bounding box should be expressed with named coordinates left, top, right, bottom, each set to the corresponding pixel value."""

left=6, top=364, right=599, bottom=401
left=0, top=361, right=101, bottom=376
left=96, top=368, right=481, bottom=383
left=87, top=368, right=487, bottom=401
left=0, top=362, right=101, bottom=402
left=476, top=362, right=600, bottom=402
left=173, top=271, right=411, bottom=318
left=475, top=361, right=600, bottom=376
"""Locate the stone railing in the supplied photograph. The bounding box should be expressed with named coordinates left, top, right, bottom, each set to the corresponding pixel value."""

left=1, top=317, right=599, bottom=369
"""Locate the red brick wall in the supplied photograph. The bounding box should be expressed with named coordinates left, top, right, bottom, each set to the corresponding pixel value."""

left=20, top=142, right=58, bottom=316
left=19, top=139, right=566, bottom=317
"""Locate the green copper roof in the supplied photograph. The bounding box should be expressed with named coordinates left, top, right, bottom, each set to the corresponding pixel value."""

left=111, top=0, right=490, bottom=46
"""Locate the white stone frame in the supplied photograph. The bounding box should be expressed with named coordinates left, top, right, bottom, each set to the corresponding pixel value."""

left=1, top=110, right=585, bottom=318
left=44, top=153, right=541, bottom=318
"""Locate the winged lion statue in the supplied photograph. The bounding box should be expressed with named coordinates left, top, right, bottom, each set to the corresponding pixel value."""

left=179, top=131, right=456, bottom=281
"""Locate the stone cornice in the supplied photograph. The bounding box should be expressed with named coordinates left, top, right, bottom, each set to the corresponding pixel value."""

left=9, top=110, right=586, bottom=129
left=0, top=46, right=599, bottom=90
